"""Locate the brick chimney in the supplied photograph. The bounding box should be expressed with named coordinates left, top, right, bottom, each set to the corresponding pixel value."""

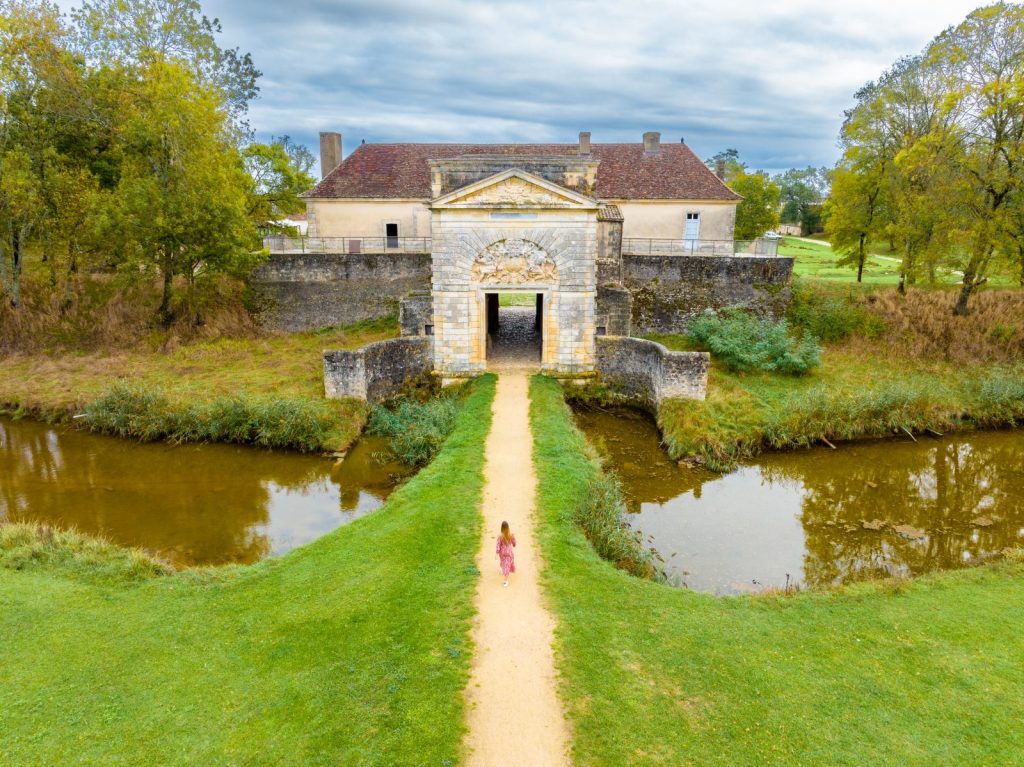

left=715, top=159, right=726, bottom=180
left=643, top=131, right=660, bottom=154
left=579, top=131, right=591, bottom=156
left=319, top=131, right=342, bottom=179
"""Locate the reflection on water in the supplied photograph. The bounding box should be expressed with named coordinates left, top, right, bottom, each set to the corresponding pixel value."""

left=573, top=406, right=1024, bottom=595
left=0, top=417, right=414, bottom=566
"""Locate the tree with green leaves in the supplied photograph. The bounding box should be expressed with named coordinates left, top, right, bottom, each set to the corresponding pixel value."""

left=0, top=0, right=85, bottom=307
left=929, top=3, right=1024, bottom=314
left=243, top=138, right=315, bottom=231
left=72, top=0, right=260, bottom=127
left=775, top=167, right=830, bottom=233
left=111, top=60, right=258, bottom=324
left=730, top=170, right=780, bottom=240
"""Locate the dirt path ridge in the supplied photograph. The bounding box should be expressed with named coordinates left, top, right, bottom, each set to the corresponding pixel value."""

left=462, top=373, right=570, bottom=766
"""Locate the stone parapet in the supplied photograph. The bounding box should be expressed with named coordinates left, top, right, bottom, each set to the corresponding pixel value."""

left=323, top=337, right=433, bottom=403
left=252, top=252, right=431, bottom=331
left=595, top=336, right=709, bottom=403
left=623, top=254, right=793, bottom=333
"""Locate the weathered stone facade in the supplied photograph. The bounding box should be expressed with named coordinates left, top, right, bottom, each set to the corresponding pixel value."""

left=252, top=252, right=430, bottom=331
left=429, top=170, right=600, bottom=376
left=623, top=254, right=793, bottom=333
left=323, top=337, right=432, bottom=402
left=595, top=336, right=710, bottom=403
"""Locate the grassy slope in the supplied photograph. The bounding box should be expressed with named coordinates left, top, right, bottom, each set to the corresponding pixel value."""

left=0, top=375, right=495, bottom=767
left=780, top=236, right=1016, bottom=287
left=646, top=338, right=1024, bottom=470
left=0, top=316, right=397, bottom=450
left=530, top=374, right=1024, bottom=766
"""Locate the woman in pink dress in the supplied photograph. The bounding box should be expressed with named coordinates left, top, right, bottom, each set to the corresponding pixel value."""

left=495, top=520, right=516, bottom=587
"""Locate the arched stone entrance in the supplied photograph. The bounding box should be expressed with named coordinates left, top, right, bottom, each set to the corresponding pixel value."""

left=429, top=169, right=600, bottom=378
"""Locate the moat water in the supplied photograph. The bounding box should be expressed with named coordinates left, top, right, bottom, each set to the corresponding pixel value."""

left=0, top=417, right=414, bottom=566
left=572, top=406, right=1024, bottom=595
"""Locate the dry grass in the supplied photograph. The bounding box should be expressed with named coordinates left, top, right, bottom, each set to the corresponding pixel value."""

left=0, top=271, right=260, bottom=354
left=854, top=289, right=1024, bottom=364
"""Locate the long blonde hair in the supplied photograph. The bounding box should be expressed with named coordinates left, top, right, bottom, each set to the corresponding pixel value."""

left=500, top=520, right=512, bottom=542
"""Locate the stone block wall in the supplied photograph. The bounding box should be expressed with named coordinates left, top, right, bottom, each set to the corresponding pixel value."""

left=400, top=292, right=434, bottom=336
left=252, top=252, right=431, bottom=331
left=595, top=285, right=632, bottom=336
left=623, top=255, right=793, bottom=334
left=429, top=219, right=598, bottom=374
left=323, top=337, right=433, bottom=403
left=595, top=336, right=709, bottom=403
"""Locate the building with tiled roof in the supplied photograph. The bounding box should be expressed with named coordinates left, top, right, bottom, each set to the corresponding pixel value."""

left=265, top=130, right=787, bottom=389
left=304, top=131, right=739, bottom=243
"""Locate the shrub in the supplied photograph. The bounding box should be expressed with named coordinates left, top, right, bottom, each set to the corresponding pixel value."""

left=687, top=307, right=821, bottom=374
left=786, top=280, right=886, bottom=342
left=84, top=384, right=337, bottom=452
left=367, top=395, right=462, bottom=466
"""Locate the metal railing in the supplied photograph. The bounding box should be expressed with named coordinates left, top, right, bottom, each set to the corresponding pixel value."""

left=264, top=235, right=780, bottom=258
left=622, top=238, right=780, bottom=257
left=264, top=235, right=432, bottom=254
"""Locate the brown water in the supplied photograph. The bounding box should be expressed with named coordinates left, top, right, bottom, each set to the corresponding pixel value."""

left=0, top=417, right=414, bottom=566
left=573, top=406, right=1024, bottom=595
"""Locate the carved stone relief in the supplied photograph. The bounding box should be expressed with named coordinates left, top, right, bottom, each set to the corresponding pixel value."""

left=471, top=239, right=559, bottom=284
left=457, top=177, right=571, bottom=207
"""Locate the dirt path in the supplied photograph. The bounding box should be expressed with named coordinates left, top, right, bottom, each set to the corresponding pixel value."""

left=463, top=373, right=570, bottom=767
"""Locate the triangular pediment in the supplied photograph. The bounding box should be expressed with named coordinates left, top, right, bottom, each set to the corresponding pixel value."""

left=431, top=169, right=598, bottom=209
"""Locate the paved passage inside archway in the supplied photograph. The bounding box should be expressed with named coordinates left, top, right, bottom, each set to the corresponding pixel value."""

left=488, top=307, right=541, bottom=371
left=463, top=374, right=570, bottom=766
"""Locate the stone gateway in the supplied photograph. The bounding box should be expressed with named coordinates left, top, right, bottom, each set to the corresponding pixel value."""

left=255, top=131, right=793, bottom=401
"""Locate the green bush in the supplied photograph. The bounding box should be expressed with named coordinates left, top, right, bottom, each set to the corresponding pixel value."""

left=687, top=307, right=821, bottom=374
left=84, top=384, right=337, bottom=452
left=786, top=280, right=886, bottom=342
left=367, top=395, right=462, bottom=466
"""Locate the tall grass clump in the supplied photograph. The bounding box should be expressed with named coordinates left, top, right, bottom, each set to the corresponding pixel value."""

left=687, top=307, right=821, bottom=374
left=573, top=473, right=664, bottom=580
left=855, top=289, right=1024, bottom=363
left=84, top=384, right=338, bottom=452
left=0, top=522, right=173, bottom=583
left=786, top=279, right=886, bottom=342
left=367, top=390, right=464, bottom=466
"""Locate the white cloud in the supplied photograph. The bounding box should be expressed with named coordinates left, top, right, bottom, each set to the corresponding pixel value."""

left=62, top=0, right=995, bottom=172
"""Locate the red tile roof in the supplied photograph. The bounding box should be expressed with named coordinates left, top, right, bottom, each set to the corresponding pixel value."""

left=305, top=143, right=741, bottom=201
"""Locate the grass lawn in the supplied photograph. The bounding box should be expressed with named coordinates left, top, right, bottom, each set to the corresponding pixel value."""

left=644, top=336, right=1024, bottom=470
left=498, top=292, right=538, bottom=307
left=0, top=316, right=397, bottom=451
left=0, top=374, right=495, bottom=766
left=780, top=236, right=1017, bottom=287
left=530, top=374, right=1024, bottom=766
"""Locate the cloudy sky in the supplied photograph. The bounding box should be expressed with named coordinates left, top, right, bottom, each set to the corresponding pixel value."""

left=99, top=1, right=1003, bottom=173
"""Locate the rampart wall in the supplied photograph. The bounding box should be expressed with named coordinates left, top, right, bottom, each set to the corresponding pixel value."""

left=622, top=255, right=793, bottom=333
left=252, top=252, right=431, bottom=331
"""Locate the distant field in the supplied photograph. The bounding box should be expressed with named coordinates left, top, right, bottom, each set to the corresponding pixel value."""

left=779, top=236, right=1016, bottom=287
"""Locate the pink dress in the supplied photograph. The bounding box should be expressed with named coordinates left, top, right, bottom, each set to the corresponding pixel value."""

left=496, top=534, right=516, bottom=577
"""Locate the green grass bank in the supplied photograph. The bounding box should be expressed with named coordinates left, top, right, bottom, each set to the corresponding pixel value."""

left=0, top=317, right=397, bottom=452
left=0, top=374, right=495, bottom=766
left=530, top=374, right=1024, bottom=766
left=652, top=345, right=1024, bottom=471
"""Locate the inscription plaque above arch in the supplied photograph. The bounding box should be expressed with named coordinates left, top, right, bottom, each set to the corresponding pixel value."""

left=470, top=238, right=559, bottom=284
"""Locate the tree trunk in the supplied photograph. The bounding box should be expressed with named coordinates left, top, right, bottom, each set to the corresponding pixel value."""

left=159, top=257, right=174, bottom=327
left=10, top=227, right=24, bottom=308
left=856, top=233, right=865, bottom=283
left=953, top=245, right=993, bottom=317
